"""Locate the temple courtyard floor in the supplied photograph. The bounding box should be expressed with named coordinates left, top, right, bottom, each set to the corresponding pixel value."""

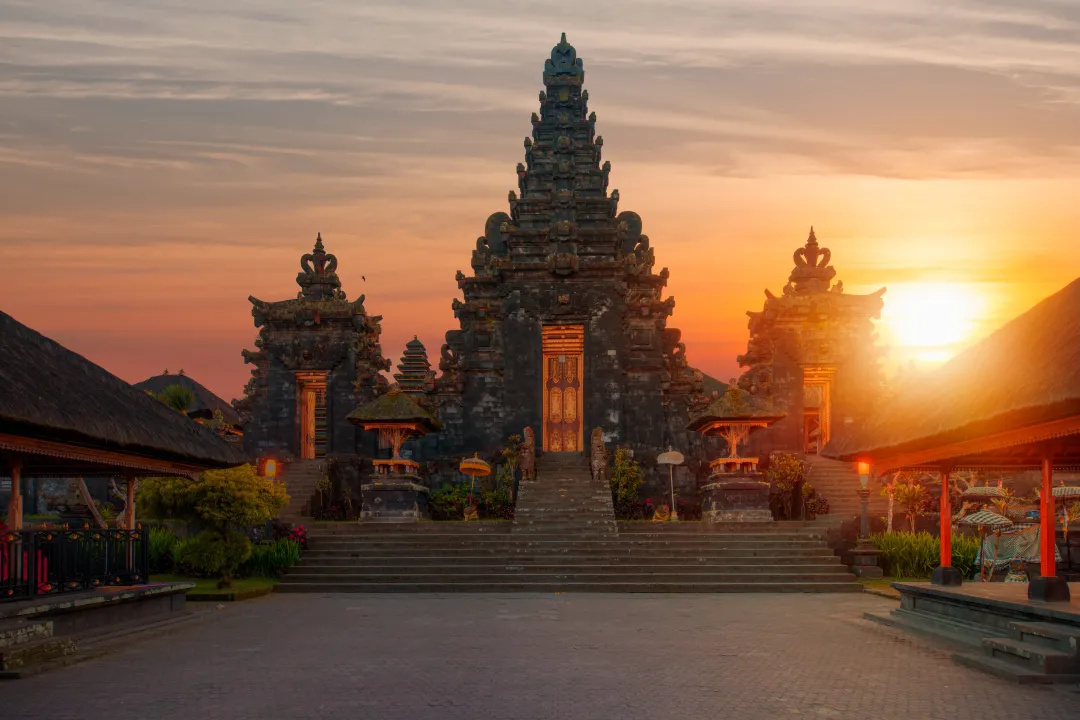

left=2, top=593, right=1078, bottom=719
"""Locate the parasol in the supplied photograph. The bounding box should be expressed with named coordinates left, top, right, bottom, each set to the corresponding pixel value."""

left=1053, top=484, right=1080, bottom=540
left=657, top=448, right=684, bottom=521
left=960, top=486, right=1007, bottom=500
left=960, top=509, right=1013, bottom=581
left=459, top=453, right=491, bottom=521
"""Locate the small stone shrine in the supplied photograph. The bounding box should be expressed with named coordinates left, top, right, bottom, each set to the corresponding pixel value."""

left=234, top=234, right=392, bottom=460
left=346, top=388, right=442, bottom=521
left=431, top=34, right=707, bottom=467
left=737, top=227, right=884, bottom=458
left=689, top=383, right=784, bottom=522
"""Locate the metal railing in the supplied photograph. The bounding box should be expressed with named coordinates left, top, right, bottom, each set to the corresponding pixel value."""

left=0, top=527, right=149, bottom=603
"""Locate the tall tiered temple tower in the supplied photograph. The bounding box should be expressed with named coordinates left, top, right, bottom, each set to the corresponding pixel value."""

left=432, top=35, right=706, bottom=464
left=235, top=234, right=391, bottom=460
left=737, top=228, right=885, bottom=457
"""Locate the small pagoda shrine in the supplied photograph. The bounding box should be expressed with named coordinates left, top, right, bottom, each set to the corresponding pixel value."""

left=737, top=227, right=884, bottom=458
left=393, top=337, right=436, bottom=396
left=689, top=383, right=785, bottom=522
left=346, top=388, right=443, bottom=521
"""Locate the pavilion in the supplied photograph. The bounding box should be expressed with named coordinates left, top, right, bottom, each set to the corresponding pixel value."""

left=1, top=309, right=245, bottom=600
left=825, top=277, right=1080, bottom=602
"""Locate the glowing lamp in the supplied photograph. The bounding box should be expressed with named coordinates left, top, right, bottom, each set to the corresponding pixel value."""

left=857, top=461, right=870, bottom=490
left=264, top=459, right=278, bottom=478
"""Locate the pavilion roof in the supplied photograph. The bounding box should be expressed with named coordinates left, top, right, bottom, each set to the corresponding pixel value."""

left=687, top=384, right=785, bottom=432
left=134, top=373, right=240, bottom=426
left=824, top=277, right=1080, bottom=467
left=346, top=388, right=442, bottom=432
left=0, top=310, right=247, bottom=474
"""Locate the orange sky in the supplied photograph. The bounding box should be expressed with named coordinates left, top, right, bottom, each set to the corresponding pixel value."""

left=2, top=2, right=1079, bottom=403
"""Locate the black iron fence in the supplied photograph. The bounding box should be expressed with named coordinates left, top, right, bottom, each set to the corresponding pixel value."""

left=0, top=527, right=149, bottom=603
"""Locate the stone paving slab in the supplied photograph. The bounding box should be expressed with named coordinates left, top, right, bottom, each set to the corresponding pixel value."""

left=0, top=593, right=1078, bottom=719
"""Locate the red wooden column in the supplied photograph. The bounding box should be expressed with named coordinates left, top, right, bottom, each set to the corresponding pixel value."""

left=1040, top=458, right=1055, bottom=578
left=940, top=470, right=951, bottom=567
left=1030, top=457, right=1070, bottom=601
left=5, top=459, right=22, bottom=531
left=123, top=475, right=137, bottom=530
left=931, top=468, right=962, bottom=585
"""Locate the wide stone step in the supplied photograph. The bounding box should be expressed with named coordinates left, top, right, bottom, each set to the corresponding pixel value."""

left=288, top=563, right=851, bottom=577
left=309, top=538, right=832, bottom=549
left=280, top=571, right=858, bottom=584
left=983, top=637, right=1080, bottom=674
left=1009, top=621, right=1080, bottom=654
left=0, top=636, right=78, bottom=671
left=293, top=556, right=846, bottom=568
left=953, top=652, right=1080, bottom=684
left=275, top=580, right=862, bottom=593
left=0, top=620, right=53, bottom=650
left=304, top=549, right=836, bottom=560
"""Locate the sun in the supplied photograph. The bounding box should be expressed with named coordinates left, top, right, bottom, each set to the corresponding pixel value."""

left=879, top=283, right=987, bottom=362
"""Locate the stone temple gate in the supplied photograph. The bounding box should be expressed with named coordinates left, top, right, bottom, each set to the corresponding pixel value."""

left=427, top=33, right=709, bottom=465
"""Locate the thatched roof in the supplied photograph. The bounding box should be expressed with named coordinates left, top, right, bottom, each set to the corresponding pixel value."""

left=825, top=277, right=1080, bottom=463
left=346, top=388, right=442, bottom=432
left=687, top=384, right=785, bottom=432
left=134, top=373, right=240, bottom=426
left=0, top=311, right=247, bottom=471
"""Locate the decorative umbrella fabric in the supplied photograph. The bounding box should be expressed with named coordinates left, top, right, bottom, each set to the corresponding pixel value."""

left=958, top=509, right=1013, bottom=527
left=976, top=524, right=1062, bottom=571
left=960, top=487, right=1007, bottom=499
left=1052, top=485, right=1080, bottom=498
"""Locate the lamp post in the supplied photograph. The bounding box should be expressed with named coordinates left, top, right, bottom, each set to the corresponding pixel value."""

left=850, top=461, right=882, bottom=578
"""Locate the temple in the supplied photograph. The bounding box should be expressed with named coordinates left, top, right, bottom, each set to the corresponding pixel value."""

left=235, top=233, right=391, bottom=461
left=429, top=33, right=707, bottom=471
left=737, top=227, right=885, bottom=459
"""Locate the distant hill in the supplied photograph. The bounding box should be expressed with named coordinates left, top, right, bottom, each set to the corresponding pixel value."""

left=699, top=372, right=729, bottom=397
left=134, top=373, right=240, bottom=426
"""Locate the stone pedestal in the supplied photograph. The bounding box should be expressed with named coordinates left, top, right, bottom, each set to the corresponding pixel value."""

left=360, top=475, right=429, bottom=522
left=701, top=474, right=772, bottom=522
left=850, top=540, right=883, bottom=579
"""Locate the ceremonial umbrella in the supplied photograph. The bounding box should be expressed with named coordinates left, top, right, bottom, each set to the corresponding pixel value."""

left=959, top=509, right=1014, bottom=581
left=657, top=448, right=685, bottom=521
left=1052, top=485, right=1080, bottom=540
left=459, top=454, right=491, bottom=521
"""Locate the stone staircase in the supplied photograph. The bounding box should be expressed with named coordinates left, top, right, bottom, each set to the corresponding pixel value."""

left=278, top=459, right=326, bottom=523
left=805, top=456, right=888, bottom=521
left=955, top=621, right=1080, bottom=683
left=513, top=453, right=617, bottom=538
left=277, top=452, right=861, bottom=593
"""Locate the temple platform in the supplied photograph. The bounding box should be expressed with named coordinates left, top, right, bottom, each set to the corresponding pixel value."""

left=866, top=581, right=1080, bottom=683
left=0, top=582, right=194, bottom=678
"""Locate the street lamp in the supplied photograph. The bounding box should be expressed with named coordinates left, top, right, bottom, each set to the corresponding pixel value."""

left=851, top=460, right=883, bottom=578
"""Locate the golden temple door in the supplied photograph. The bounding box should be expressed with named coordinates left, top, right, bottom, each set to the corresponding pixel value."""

left=542, top=325, right=584, bottom=453
left=297, top=372, right=328, bottom=459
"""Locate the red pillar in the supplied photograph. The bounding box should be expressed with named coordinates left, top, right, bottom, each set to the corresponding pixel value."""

left=940, top=471, right=951, bottom=568
left=1040, top=458, right=1055, bottom=578
left=5, top=460, right=22, bottom=531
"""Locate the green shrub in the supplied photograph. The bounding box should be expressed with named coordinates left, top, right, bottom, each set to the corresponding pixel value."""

left=148, top=526, right=180, bottom=574
left=239, top=538, right=302, bottom=578
left=178, top=529, right=252, bottom=587
left=609, top=447, right=644, bottom=505
left=870, top=531, right=980, bottom=579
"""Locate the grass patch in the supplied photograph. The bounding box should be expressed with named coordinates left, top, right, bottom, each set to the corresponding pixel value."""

left=858, top=576, right=926, bottom=597
left=151, top=575, right=278, bottom=600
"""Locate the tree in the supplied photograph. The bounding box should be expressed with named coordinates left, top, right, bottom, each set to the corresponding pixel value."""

left=765, top=452, right=805, bottom=520
left=891, top=474, right=928, bottom=533
left=138, top=465, right=288, bottom=587
left=154, top=384, right=195, bottom=414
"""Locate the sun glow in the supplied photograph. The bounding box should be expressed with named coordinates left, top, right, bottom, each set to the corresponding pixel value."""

left=879, top=282, right=988, bottom=363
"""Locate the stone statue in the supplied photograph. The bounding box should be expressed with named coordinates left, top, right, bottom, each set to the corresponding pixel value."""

left=520, top=427, right=536, bottom=482
left=590, top=427, right=608, bottom=483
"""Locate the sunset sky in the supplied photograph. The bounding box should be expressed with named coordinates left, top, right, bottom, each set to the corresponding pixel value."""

left=2, top=0, right=1079, bottom=403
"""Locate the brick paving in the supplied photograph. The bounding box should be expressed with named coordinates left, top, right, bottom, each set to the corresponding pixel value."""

left=2, top=593, right=1078, bottom=719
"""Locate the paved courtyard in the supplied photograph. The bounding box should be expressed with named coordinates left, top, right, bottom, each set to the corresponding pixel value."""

left=2, top=593, right=1078, bottom=719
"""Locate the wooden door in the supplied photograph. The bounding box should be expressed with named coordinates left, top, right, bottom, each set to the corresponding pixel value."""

left=542, top=326, right=584, bottom=453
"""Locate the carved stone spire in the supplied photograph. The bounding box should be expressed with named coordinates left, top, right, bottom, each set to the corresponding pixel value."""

left=786, top=225, right=837, bottom=294
left=297, top=232, right=343, bottom=300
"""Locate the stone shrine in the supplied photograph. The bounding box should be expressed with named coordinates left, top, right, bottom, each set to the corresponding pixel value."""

left=235, top=234, right=392, bottom=460
left=430, top=34, right=708, bottom=470
left=737, top=228, right=884, bottom=458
